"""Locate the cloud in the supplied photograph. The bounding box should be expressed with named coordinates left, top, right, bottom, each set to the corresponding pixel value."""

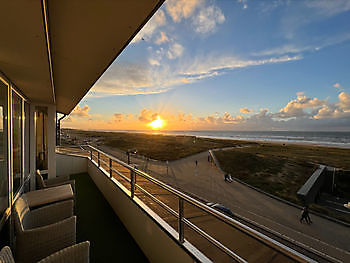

left=237, top=0, right=248, bottom=9
left=113, top=113, right=124, bottom=123
left=306, top=0, right=350, bottom=17
left=138, top=109, right=159, bottom=123
left=270, top=91, right=350, bottom=121
left=132, top=10, right=166, bottom=43
left=182, top=54, right=302, bottom=79
left=338, top=92, right=350, bottom=111
left=62, top=116, right=73, bottom=123
left=253, top=44, right=316, bottom=57
left=253, top=32, right=350, bottom=57
left=155, top=32, right=169, bottom=45
left=167, top=42, right=184, bottom=59
left=177, top=112, right=193, bottom=122
left=240, top=108, right=254, bottom=114
left=166, top=0, right=203, bottom=23
left=192, top=5, right=225, bottom=34
left=149, top=58, right=160, bottom=66
left=223, top=113, right=244, bottom=124
left=70, top=105, right=90, bottom=117
left=275, top=94, right=326, bottom=119
left=91, top=62, right=161, bottom=96
left=90, top=52, right=302, bottom=98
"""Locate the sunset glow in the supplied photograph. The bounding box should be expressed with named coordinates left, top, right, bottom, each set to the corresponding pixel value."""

left=63, top=1, right=350, bottom=132
left=148, top=116, right=164, bottom=129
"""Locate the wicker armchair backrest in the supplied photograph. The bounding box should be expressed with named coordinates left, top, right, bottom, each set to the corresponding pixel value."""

left=14, top=197, right=30, bottom=232
left=0, top=246, right=15, bottom=263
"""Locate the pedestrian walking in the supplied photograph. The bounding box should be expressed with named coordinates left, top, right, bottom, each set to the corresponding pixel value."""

left=195, top=160, right=198, bottom=166
left=300, top=206, right=312, bottom=224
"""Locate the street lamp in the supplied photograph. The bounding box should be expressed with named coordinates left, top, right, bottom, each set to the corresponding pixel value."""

left=127, top=148, right=137, bottom=164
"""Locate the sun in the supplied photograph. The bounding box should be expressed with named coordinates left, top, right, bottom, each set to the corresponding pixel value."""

left=148, top=116, right=164, bottom=129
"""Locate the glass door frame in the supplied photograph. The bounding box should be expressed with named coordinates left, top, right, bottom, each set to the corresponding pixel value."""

left=10, top=85, right=27, bottom=202
left=0, top=75, right=10, bottom=227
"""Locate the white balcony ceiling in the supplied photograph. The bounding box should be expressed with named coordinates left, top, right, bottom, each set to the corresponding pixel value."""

left=0, top=0, right=163, bottom=114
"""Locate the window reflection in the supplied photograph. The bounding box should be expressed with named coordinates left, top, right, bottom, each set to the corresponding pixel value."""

left=12, top=92, right=22, bottom=193
left=0, top=80, right=8, bottom=216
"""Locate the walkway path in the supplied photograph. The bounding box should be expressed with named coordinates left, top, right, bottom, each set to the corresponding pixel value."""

left=166, top=151, right=350, bottom=262
left=97, top=145, right=350, bottom=262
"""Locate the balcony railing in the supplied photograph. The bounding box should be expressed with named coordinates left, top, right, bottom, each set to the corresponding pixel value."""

left=63, top=145, right=315, bottom=262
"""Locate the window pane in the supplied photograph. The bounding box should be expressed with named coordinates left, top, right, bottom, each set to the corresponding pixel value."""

left=0, top=80, right=8, bottom=215
left=12, top=92, right=22, bottom=193
left=24, top=102, right=29, bottom=181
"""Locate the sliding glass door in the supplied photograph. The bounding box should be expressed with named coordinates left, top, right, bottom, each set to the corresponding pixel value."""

left=12, top=92, right=23, bottom=194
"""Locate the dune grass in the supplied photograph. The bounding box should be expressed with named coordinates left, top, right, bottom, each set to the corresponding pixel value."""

left=215, top=143, right=350, bottom=203
left=214, top=148, right=317, bottom=204
left=64, top=129, right=256, bottom=161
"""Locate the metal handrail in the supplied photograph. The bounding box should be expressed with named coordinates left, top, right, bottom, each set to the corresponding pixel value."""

left=84, top=144, right=313, bottom=263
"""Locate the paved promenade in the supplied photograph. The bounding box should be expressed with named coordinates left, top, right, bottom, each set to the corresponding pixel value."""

left=165, top=151, right=350, bottom=262
left=98, top=145, right=350, bottom=262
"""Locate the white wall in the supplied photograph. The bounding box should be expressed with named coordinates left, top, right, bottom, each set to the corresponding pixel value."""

left=56, top=153, right=87, bottom=177
left=29, top=103, right=57, bottom=188
left=87, top=161, right=200, bottom=263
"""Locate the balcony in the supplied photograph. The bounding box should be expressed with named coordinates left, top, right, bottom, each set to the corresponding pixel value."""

left=71, top=172, right=148, bottom=262
left=57, top=146, right=315, bottom=263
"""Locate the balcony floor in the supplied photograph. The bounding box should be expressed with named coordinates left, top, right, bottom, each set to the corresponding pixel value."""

left=71, top=173, right=148, bottom=263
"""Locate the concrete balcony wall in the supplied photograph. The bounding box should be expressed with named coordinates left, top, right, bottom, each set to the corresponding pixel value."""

left=56, top=153, right=88, bottom=177
left=87, top=161, right=197, bottom=263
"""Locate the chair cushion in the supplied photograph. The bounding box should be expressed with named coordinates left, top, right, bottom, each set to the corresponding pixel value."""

left=14, top=197, right=30, bottom=231
left=0, top=246, right=15, bottom=263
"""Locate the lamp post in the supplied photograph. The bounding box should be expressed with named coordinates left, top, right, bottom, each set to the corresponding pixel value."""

left=127, top=148, right=137, bottom=165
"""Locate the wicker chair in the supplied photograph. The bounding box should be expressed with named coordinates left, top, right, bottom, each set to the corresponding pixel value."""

left=13, top=197, right=76, bottom=263
left=37, top=242, right=90, bottom=263
left=36, top=171, right=75, bottom=192
left=0, top=242, right=89, bottom=263
left=0, top=246, right=15, bottom=263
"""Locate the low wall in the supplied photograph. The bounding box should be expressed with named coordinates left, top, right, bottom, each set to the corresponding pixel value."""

left=87, top=161, right=199, bottom=263
left=56, top=153, right=88, bottom=177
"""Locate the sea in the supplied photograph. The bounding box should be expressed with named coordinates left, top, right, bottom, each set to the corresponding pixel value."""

left=153, top=130, right=350, bottom=149
left=100, top=130, right=350, bottom=148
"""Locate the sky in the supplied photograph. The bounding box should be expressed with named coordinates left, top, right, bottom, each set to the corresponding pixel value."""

left=63, top=0, right=350, bottom=131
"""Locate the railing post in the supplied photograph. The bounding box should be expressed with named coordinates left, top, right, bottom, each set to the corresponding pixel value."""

left=178, top=198, right=184, bottom=243
left=109, top=158, right=113, bottom=178
left=90, top=150, right=92, bottom=160
left=97, top=152, right=100, bottom=167
left=130, top=168, right=135, bottom=198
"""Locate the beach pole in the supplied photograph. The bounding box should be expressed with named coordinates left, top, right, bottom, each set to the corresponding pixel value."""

left=166, top=160, right=169, bottom=176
